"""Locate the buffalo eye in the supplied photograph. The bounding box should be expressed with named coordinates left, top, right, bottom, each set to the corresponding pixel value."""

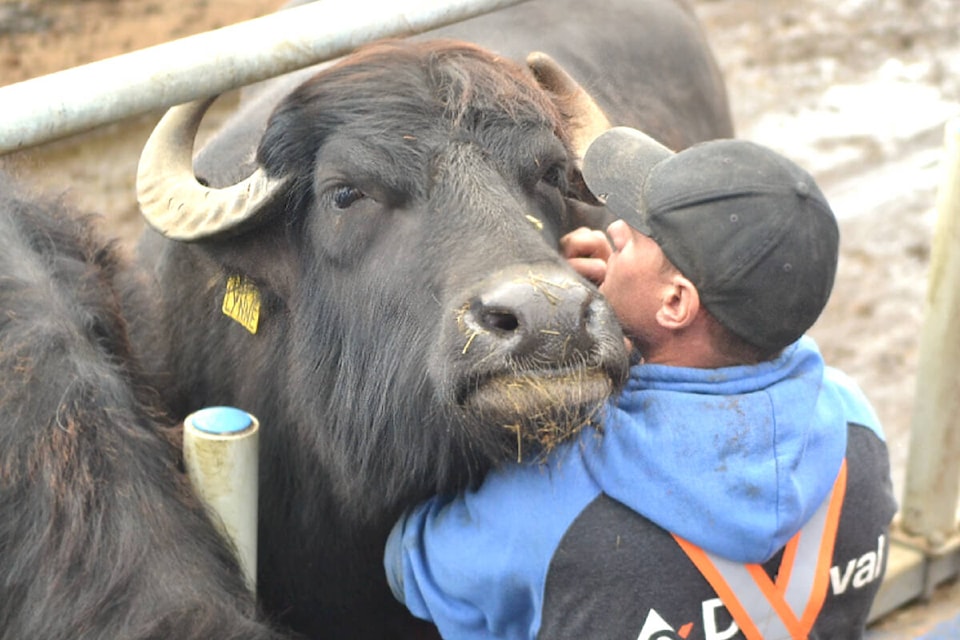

left=540, top=163, right=566, bottom=190
left=332, top=184, right=366, bottom=209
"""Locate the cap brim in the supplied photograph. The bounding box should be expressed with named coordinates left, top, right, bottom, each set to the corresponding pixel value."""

left=581, top=127, right=673, bottom=234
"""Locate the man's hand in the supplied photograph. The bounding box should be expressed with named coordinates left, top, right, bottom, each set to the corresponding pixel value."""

left=560, top=227, right=612, bottom=286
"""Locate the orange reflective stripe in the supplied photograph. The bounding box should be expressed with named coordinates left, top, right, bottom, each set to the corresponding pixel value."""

left=746, top=562, right=805, bottom=638
left=799, top=459, right=847, bottom=632
left=775, top=534, right=800, bottom=594
left=674, top=536, right=765, bottom=640
left=673, top=459, right=848, bottom=640
left=778, top=459, right=849, bottom=637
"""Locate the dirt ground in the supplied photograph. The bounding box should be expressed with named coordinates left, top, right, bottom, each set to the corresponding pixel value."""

left=697, top=0, right=960, bottom=512
left=2, top=0, right=959, bottom=634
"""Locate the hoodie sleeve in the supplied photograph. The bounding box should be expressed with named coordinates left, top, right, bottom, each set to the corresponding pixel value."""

left=384, top=448, right=601, bottom=639
left=385, top=496, right=524, bottom=637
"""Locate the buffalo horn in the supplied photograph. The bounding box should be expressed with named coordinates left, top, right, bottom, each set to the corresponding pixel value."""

left=526, top=51, right=612, bottom=161
left=137, top=96, right=287, bottom=242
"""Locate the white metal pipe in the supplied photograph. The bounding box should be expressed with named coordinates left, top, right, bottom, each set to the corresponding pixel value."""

left=183, top=406, right=261, bottom=593
left=0, top=0, right=527, bottom=154
left=901, top=117, right=960, bottom=543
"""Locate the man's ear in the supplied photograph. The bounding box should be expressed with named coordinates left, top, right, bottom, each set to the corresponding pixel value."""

left=656, top=273, right=701, bottom=329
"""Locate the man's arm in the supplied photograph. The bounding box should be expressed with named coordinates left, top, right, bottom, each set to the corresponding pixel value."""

left=384, top=479, right=553, bottom=639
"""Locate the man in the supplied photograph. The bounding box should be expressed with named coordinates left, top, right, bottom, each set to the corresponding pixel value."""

left=385, top=127, right=897, bottom=639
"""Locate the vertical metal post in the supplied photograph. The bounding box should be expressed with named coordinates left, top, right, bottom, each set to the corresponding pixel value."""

left=901, top=118, right=960, bottom=543
left=183, top=406, right=261, bottom=593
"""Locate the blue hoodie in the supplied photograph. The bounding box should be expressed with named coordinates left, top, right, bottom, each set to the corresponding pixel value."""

left=384, top=337, right=887, bottom=639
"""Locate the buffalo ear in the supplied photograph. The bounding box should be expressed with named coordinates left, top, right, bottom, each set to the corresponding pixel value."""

left=564, top=196, right=615, bottom=234
left=203, top=220, right=301, bottom=305
left=561, top=159, right=614, bottom=234
left=526, top=51, right=612, bottom=163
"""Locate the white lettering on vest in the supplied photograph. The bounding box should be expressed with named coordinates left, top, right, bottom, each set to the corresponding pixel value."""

left=636, top=609, right=679, bottom=640
left=830, top=561, right=855, bottom=593
left=829, top=534, right=885, bottom=595
left=638, top=535, right=886, bottom=640
left=702, top=598, right=739, bottom=640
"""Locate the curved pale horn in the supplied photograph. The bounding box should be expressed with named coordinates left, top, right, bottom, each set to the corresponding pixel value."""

left=137, top=96, right=288, bottom=242
left=526, top=52, right=612, bottom=162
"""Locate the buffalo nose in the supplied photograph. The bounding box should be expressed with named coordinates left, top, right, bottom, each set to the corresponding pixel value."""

left=462, top=266, right=608, bottom=361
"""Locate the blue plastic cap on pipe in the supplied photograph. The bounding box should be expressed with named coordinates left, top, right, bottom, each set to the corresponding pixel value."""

left=189, top=406, right=254, bottom=435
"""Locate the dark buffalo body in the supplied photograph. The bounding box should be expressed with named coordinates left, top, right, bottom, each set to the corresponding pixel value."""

left=0, top=0, right=733, bottom=638
left=0, top=173, right=285, bottom=640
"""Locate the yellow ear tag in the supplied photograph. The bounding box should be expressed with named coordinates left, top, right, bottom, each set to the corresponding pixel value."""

left=222, top=275, right=261, bottom=334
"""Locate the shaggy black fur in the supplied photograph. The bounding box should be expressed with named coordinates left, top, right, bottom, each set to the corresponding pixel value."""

left=0, top=173, right=287, bottom=640
left=134, top=40, right=631, bottom=639
left=0, top=1, right=733, bottom=637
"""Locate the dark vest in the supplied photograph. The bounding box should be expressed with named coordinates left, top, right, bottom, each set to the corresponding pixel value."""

left=538, top=424, right=896, bottom=640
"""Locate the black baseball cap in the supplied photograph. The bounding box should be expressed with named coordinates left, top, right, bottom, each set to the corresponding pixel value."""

left=581, top=127, right=839, bottom=353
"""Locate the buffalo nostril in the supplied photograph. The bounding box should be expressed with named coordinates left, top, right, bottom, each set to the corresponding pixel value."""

left=481, top=309, right=520, bottom=333
left=459, top=265, right=618, bottom=362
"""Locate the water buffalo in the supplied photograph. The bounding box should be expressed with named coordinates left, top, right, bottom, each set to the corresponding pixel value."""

left=131, top=39, right=633, bottom=640
left=0, top=172, right=285, bottom=640
left=1, top=1, right=733, bottom=638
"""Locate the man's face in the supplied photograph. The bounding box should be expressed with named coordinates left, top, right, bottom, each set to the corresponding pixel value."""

left=600, top=219, right=674, bottom=349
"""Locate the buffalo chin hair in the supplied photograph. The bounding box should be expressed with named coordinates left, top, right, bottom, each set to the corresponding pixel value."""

left=463, top=371, right=612, bottom=462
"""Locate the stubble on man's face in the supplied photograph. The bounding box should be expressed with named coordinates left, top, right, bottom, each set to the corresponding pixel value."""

left=600, top=221, right=673, bottom=352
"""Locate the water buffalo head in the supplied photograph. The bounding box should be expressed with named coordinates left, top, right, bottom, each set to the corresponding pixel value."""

left=135, top=39, right=628, bottom=516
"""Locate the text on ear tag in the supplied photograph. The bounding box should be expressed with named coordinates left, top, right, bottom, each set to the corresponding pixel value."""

left=222, top=275, right=261, bottom=334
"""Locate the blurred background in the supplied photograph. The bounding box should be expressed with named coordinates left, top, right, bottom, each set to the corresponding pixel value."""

left=2, top=0, right=959, bottom=633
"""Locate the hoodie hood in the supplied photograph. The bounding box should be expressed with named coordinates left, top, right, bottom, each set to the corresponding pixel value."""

left=581, top=336, right=880, bottom=564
